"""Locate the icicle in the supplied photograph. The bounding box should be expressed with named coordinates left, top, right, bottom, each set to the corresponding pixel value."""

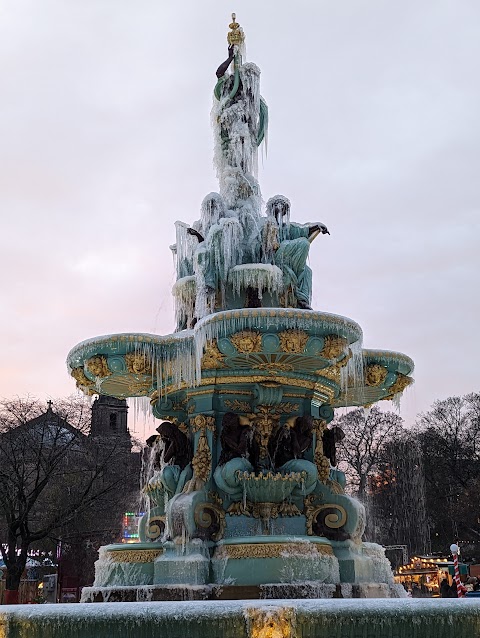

left=228, top=264, right=283, bottom=300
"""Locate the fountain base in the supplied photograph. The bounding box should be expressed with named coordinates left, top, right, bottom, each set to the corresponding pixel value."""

left=2, top=600, right=480, bottom=638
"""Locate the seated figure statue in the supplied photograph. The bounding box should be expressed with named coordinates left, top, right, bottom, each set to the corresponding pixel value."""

left=147, top=422, right=193, bottom=498
left=322, top=425, right=347, bottom=488
left=262, top=196, right=329, bottom=309
left=213, top=412, right=254, bottom=500
left=268, top=415, right=318, bottom=495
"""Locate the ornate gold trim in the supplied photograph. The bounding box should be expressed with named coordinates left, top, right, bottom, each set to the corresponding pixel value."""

left=85, top=355, right=110, bottom=378
left=321, top=335, right=348, bottom=360
left=224, top=399, right=251, bottom=412
left=304, top=495, right=347, bottom=535
left=125, top=353, right=152, bottom=375
left=105, top=548, right=163, bottom=563
left=365, top=364, right=388, bottom=387
left=383, top=374, right=413, bottom=399
left=214, top=543, right=333, bottom=560
left=313, top=419, right=330, bottom=483
left=278, top=329, right=309, bottom=353
left=194, top=501, right=226, bottom=542
left=201, top=340, right=226, bottom=370
left=230, top=330, right=262, bottom=353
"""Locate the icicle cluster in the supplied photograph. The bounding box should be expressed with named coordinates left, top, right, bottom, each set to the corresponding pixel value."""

left=229, top=264, right=283, bottom=300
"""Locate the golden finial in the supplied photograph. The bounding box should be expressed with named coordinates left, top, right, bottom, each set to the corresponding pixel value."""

left=227, top=12, right=245, bottom=46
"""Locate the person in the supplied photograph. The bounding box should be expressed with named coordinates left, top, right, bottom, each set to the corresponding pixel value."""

left=447, top=582, right=458, bottom=598
left=440, top=578, right=450, bottom=598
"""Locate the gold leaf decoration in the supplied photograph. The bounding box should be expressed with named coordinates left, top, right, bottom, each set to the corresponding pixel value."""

left=191, top=429, right=212, bottom=484
left=365, top=364, right=388, bottom=387
left=201, top=340, right=226, bottom=370
left=321, top=335, right=348, bottom=360
left=278, top=329, right=309, bottom=354
left=71, top=367, right=92, bottom=387
left=313, top=419, right=331, bottom=484
left=317, top=366, right=341, bottom=383
left=230, top=330, right=262, bottom=354
left=224, top=399, right=251, bottom=412
left=85, top=355, right=110, bottom=378
left=125, top=353, right=152, bottom=375
left=191, top=414, right=216, bottom=434
left=105, top=548, right=163, bottom=563
left=214, top=542, right=332, bottom=560
left=384, top=374, right=413, bottom=399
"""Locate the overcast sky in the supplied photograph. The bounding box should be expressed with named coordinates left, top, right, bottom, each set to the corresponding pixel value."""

left=1, top=0, right=479, bottom=438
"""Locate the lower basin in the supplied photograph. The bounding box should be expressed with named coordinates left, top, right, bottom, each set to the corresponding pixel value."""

left=0, top=599, right=479, bottom=638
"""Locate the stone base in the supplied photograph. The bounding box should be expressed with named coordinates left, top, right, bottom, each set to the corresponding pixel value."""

left=81, top=582, right=405, bottom=602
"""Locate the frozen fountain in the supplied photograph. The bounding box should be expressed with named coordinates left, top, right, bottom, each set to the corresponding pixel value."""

left=4, top=13, right=477, bottom=638
left=68, top=14, right=414, bottom=602
left=65, top=14, right=416, bottom=603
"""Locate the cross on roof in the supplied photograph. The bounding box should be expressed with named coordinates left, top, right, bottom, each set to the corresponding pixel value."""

left=47, top=400, right=53, bottom=410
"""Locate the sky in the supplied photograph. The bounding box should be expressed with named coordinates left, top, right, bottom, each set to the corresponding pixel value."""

left=1, top=0, right=479, bottom=438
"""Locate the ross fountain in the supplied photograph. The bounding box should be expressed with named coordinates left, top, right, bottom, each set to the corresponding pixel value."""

left=3, top=14, right=478, bottom=638
left=66, top=13, right=415, bottom=602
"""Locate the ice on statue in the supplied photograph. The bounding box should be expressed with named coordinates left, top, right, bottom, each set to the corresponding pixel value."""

left=65, top=13, right=417, bottom=607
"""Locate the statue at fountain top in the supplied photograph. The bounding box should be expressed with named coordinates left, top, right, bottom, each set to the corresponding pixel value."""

left=212, top=14, right=268, bottom=211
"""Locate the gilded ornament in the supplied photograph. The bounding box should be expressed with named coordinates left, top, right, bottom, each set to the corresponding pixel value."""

left=105, top=548, right=163, bottom=563
left=164, top=374, right=318, bottom=395
left=326, top=478, right=345, bottom=495
left=214, top=542, right=333, bottom=560
left=201, top=340, right=226, bottom=370
left=317, top=366, right=341, bottom=383
left=278, top=329, right=309, bottom=354
left=384, top=374, right=413, bottom=399
left=248, top=406, right=280, bottom=460
left=184, top=414, right=215, bottom=491
left=304, top=495, right=347, bottom=536
left=313, top=419, right=330, bottom=484
left=194, top=501, right=226, bottom=542
left=191, top=414, right=216, bottom=433
left=125, top=353, right=152, bottom=375
left=224, top=399, right=251, bottom=413
left=71, top=367, right=92, bottom=388
left=321, top=335, right=348, bottom=360
left=145, top=516, right=166, bottom=541
left=246, top=403, right=300, bottom=460
left=126, top=379, right=152, bottom=394
left=227, top=13, right=245, bottom=46
left=86, top=355, right=110, bottom=378
left=230, top=330, right=262, bottom=354
left=365, top=364, right=388, bottom=387
left=252, top=362, right=294, bottom=373
left=191, top=429, right=212, bottom=485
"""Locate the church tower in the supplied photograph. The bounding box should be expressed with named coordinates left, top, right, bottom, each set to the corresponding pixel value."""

left=90, top=395, right=129, bottom=440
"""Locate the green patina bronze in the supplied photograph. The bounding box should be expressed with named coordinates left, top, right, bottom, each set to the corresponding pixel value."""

left=66, top=15, right=415, bottom=602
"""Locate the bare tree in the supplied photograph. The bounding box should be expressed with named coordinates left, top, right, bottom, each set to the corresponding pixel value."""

left=415, top=392, right=480, bottom=551
left=0, top=396, right=129, bottom=602
left=335, top=406, right=404, bottom=499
